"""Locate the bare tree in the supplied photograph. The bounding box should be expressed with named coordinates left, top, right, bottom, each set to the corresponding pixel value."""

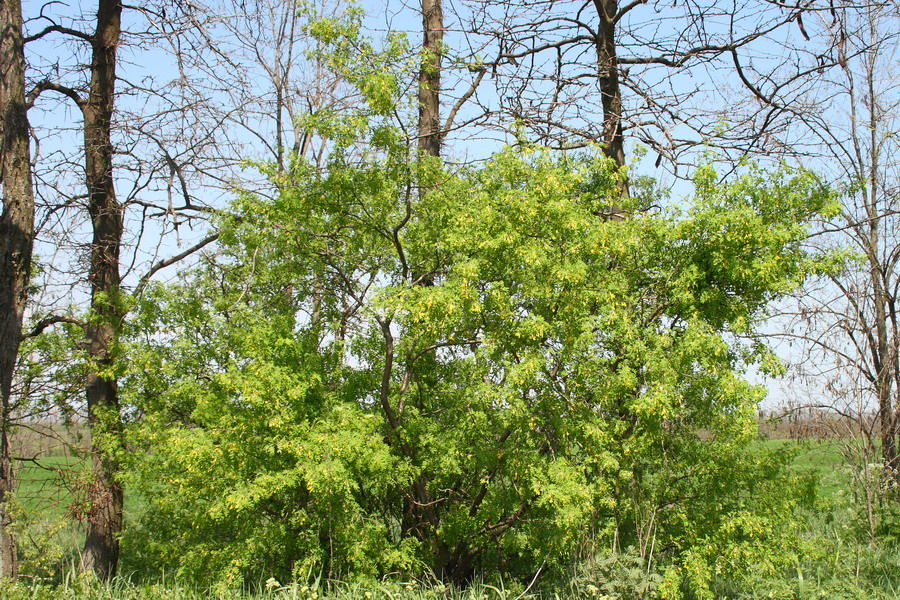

left=22, top=0, right=215, bottom=576
left=765, top=2, right=900, bottom=484
left=158, top=0, right=353, bottom=180
left=450, top=0, right=857, bottom=175
left=18, top=0, right=360, bottom=577
left=24, top=0, right=129, bottom=576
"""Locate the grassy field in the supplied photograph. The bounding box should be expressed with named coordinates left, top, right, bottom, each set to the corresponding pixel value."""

left=761, top=438, right=847, bottom=499
left=14, top=453, right=153, bottom=584
left=0, top=577, right=529, bottom=600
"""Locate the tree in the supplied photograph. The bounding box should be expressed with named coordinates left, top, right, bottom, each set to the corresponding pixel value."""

left=121, top=26, right=833, bottom=588
left=454, top=0, right=855, bottom=173
left=764, top=2, right=900, bottom=487
left=8, top=0, right=859, bottom=588
left=161, top=0, right=349, bottom=175
left=0, top=0, right=36, bottom=580
left=19, top=0, right=383, bottom=577
left=22, top=0, right=217, bottom=576
left=76, top=0, right=125, bottom=577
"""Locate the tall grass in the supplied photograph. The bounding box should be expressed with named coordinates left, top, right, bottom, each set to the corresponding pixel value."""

left=0, top=573, right=538, bottom=600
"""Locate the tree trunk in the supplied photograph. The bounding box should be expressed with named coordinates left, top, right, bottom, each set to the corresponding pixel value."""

left=79, top=0, right=125, bottom=579
left=0, top=0, right=36, bottom=580
left=591, top=0, right=625, bottom=169
left=871, top=233, right=897, bottom=475
left=874, top=302, right=896, bottom=473
left=412, top=0, right=444, bottom=286
left=418, top=0, right=443, bottom=158
left=404, top=0, right=445, bottom=551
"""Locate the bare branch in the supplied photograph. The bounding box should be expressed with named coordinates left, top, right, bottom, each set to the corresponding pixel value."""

left=25, top=315, right=86, bottom=338
left=134, top=233, right=220, bottom=296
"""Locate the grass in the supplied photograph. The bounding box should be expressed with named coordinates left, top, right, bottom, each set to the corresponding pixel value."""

left=3, top=555, right=900, bottom=600
left=760, top=438, right=847, bottom=499
left=16, top=456, right=87, bottom=518
left=12, top=456, right=86, bottom=582
left=6, top=436, right=898, bottom=599
left=0, top=573, right=534, bottom=600
left=13, top=454, right=151, bottom=584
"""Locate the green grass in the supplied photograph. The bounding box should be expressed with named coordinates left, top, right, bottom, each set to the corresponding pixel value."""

left=0, top=575, right=536, bottom=600
left=16, top=454, right=147, bottom=519
left=13, top=454, right=155, bottom=583
left=16, top=456, right=87, bottom=518
left=12, top=457, right=87, bottom=582
left=759, top=438, right=847, bottom=499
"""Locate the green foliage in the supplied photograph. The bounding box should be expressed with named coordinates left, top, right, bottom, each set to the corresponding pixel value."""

left=122, top=274, right=412, bottom=583
left=106, top=12, right=840, bottom=587
left=14, top=318, right=87, bottom=421
left=705, top=520, right=900, bottom=600
left=296, top=5, right=413, bottom=152
left=119, top=130, right=833, bottom=588
left=569, top=549, right=662, bottom=600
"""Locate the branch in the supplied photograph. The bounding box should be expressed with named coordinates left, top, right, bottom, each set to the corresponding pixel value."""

left=618, top=43, right=737, bottom=67
left=501, top=35, right=595, bottom=62
left=377, top=317, right=401, bottom=431
left=25, top=315, right=86, bottom=338
left=444, top=66, right=487, bottom=133
left=134, top=233, right=220, bottom=295
left=391, top=182, right=413, bottom=281
left=410, top=338, right=482, bottom=363
left=481, top=500, right=528, bottom=535
left=730, top=49, right=779, bottom=108
left=614, top=0, right=649, bottom=24
left=26, top=80, right=85, bottom=109
left=24, top=24, right=92, bottom=43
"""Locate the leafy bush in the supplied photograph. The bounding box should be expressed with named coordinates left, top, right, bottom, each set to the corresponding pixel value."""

left=118, top=139, right=832, bottom=587
left=112, top=16, right=835, bottom=588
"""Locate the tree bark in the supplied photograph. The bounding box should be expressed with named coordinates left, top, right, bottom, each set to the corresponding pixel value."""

left=418, top=0, right=443, bottom=158
left=0, top=0, right=36, bottom=580
left=79, top=0, right=125, bottom=579
left=403, top=0, right=445, bottom=564
left=589, top=0, right=629, bottom=206
left=591, top=0, right=625, bottom=169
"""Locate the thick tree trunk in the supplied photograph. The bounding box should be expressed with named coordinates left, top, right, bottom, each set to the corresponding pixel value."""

left=591, top=0, right=626, bottom=169
left=0, top=0, right=36, bottom=580
left=418, top=0, right=443, bottom=158
left=79, top=0, right=125, bottom=579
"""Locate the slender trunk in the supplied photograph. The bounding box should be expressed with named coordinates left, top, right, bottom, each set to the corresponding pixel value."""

left=873, top=261, right=896, bottom=473
left=0, top=0, right=36, bottom=580
left=861, top=15, right=897, bottom=477
left=418, top=0, right=443, bottom=158
left=401, top=0, right=445, bottom=565
left=79, top=0, right=124, bottom=579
